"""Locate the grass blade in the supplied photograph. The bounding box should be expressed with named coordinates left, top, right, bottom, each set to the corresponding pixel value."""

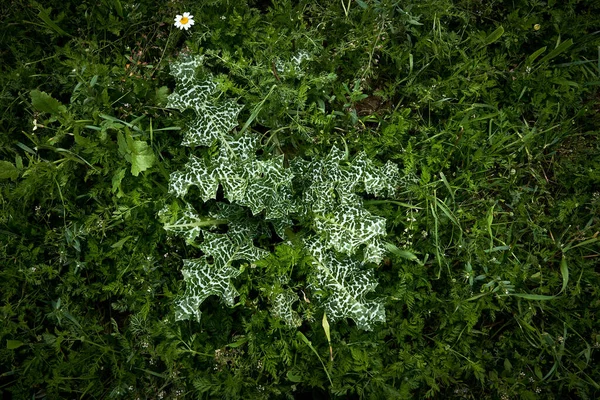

left=559, top=257, right=569, bottom=294
left=538, top=39, right=574, bottom=64
left=484, top=26, right=504, bottom=45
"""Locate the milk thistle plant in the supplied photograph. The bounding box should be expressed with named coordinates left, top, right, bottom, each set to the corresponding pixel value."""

left=160, top=55, right=400, bottom=330
left=3, top=1, right=600, bottom=398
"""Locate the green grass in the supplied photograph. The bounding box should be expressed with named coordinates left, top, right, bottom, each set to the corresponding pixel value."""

left=1, top=0, right=600, bottom=399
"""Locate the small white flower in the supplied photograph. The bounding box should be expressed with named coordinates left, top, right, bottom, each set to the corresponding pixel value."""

left=174, top=12, right=194, bottom=30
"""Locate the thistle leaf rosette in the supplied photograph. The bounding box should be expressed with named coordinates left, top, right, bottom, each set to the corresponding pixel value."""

left=163, top=56, right=400, bottom=330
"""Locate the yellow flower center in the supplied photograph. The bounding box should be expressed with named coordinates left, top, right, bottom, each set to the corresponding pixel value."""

left=180, top=16, right=189, bottom=25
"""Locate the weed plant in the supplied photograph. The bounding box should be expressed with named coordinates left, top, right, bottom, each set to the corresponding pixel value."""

left=1, top=0, right=600, bottom=399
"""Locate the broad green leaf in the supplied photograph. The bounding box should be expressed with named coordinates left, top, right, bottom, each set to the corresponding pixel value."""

left=31, top=90, right=67, bottom=116
left=286, top=371, right=303, bottom=382
left=6, top=340, right=24, bottom=350
left=111, top=168, right=126, bottom=197
left=384, top=242, right=418, bottom=261
left=0, top=161, right=19, bottom=180
left=509, top=293, right=555, bottom=300
left=128, top=138, right=155, bottom=176
left=296, top=331, right=333, bottom=386
left=322, top=312, right=331, bottom=343
left=322, top=311, right=333, bottom=361
left=227, top=337, right=249, bottom=348
left=117, top=132, right=155, bottom=176
left=36, top=6, right=70, bottom=37
left=110, top=236, right=132, bottom=250
left=562, top=237, right=599, bottom=252
left=155, top=86, right=170, bottom=105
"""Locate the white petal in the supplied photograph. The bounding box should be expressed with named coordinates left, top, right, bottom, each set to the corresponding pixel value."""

left=183, top=12, right=190, bottom=17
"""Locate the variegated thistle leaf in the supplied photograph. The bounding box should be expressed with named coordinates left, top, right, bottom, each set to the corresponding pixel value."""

left=182, top=101, right=243, bottom=147
left=160, top=204, right=226, bottom=243
left=168, top=154, right=219, bottom=201
left=292, top=146, right=397, bottom=262
left=293, top=146, right=399, bottom=214
left=271, top=289, right=302, bottom=327
left=306, top=239, right=385, bottom=331
left=199, top=231, right=269, bottom=270
left=242, top=155, right=297, bottom=221
left=350, top=152, right=399, bottom=198
left=168, top=135, right=297, bottom=230
left=168, top=134, right=259, bottom=201
left=166, top=55, right=243, bottom=147
left=169, top=135, right=256, bottom=202
left=175, top=258, right=241, bottom=322
left=168, top=55, right=204, bottom=86
left=314, top=204, right=387, bottom=263
left=175, top=230, right=269, bottom=322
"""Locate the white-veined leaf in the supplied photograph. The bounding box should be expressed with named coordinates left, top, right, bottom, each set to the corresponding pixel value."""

left=306, top=239, right=385, bottom=331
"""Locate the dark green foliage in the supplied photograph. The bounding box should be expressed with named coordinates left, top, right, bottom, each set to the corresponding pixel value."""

left=1, top=0, right=600, bottom=399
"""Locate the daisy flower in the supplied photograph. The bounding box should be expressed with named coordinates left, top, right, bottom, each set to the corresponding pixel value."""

left=174, top=12, right=194, bottom=31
